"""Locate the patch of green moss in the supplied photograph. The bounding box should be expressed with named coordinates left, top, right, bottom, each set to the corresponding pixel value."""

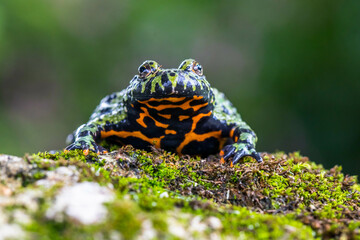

left=23, top=147, right=360, bottom=239
left=36, top=149, right=99, bottom=163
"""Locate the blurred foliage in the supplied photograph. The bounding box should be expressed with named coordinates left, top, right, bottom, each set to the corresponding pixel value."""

left=0, top=0, right=359, bottom=174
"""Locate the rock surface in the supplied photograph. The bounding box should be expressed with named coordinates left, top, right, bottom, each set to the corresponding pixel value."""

left=45, top=182, right=114, bottom=224
left=0, top=148, right=359, bottom=239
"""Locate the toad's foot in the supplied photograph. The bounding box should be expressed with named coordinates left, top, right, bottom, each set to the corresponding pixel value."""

left=64, top=140, right=108, bottom=155
left=220, top=143, right=262, bottom=166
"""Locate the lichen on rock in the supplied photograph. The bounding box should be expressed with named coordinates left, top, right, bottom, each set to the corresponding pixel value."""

left=45, top=182, right=114, bottom=224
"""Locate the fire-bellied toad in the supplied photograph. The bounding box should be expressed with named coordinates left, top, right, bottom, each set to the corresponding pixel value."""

left=65, top=59, right=262, bottom=164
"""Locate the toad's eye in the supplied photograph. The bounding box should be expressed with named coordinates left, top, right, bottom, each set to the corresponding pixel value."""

left=178, top=59, right=203, bottom=76
left=138, top=64, right=151, bottom=79
left=193, top=62, right=203, bottom=76
left=138, top=60, right=160, bottom=79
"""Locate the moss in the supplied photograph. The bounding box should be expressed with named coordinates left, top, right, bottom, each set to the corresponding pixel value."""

left=36, top=149, right=98, bottom=163
left=3, top=148, right=357, bottom=239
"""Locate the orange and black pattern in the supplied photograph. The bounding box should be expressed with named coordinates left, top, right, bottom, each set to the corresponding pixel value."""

left=99, top=95, right=229, bottom=157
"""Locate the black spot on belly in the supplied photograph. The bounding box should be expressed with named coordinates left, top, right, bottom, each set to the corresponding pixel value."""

left=190, top=99, right=205, bottom=106
left=105, top=136, right=153, bottom=151
left=161, top=134, right=185, bottom=153
left=181, top=137, right=220, bottom=157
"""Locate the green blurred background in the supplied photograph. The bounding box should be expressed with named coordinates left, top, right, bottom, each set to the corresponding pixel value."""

left=0, top=0, right=359, bottom=174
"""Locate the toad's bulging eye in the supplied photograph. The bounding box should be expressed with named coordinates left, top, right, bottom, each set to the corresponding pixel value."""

left=138, top=64, right=151, bottom=79
left=138, top=60, right=160, bottom=79
left=178, top=59, right=203, bottom=76
left=193, top=62, right=203, bottom=76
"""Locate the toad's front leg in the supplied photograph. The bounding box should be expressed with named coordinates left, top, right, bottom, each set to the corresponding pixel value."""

left=220, top=126, right=262, bottom=165
left=65, top=90, right=130, bottom=155
left=65, top=123, right=108, bottom=155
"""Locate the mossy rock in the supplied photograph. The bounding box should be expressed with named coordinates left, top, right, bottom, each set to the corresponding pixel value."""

left=0, top=147, right=359, bottom=239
